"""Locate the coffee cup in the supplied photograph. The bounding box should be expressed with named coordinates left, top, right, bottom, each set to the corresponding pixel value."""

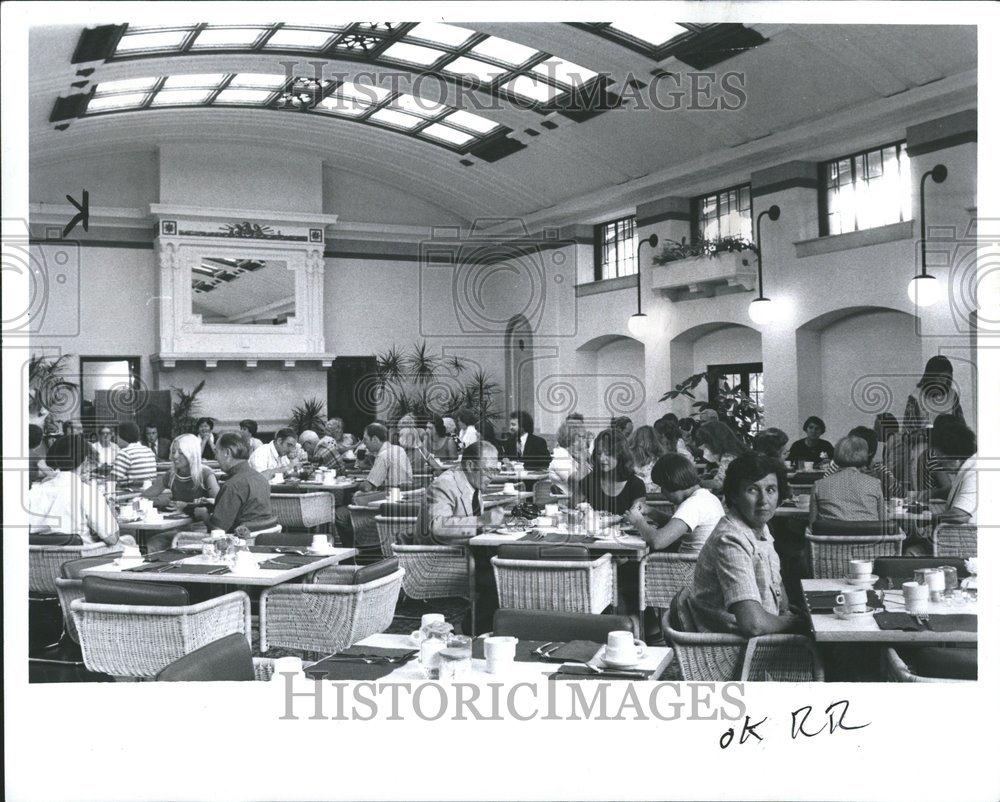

left=606, top=630, right=646, bottom=665
left=311, top=534, right=329, bottom=553
left=387, top=487, right=402, bottom=503
left=902, top=581, right=930, bottom=614
left=484, top=636, right=518, bottom=674
left=503, top=482, right=517, bottom=495
left=411, top=613, right=446, bottom=643
left=835, top=588, right=869, bottom=612
left=273, top=472, right=284, bottom=484
left=545, top=503, right=559, bottom=518
left=848, top=559, right=874, bottom=579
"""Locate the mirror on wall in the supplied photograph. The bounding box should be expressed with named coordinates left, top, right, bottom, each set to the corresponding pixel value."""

left=190, top=257, right=296, bottom=325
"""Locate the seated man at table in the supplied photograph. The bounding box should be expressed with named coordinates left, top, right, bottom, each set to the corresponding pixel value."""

left=27, top=434, right=122, bottom=547
left=199, top=433, right=276, bottom=533
left=313, top=417, right=355, bottom=469
left=112, top=421, right=158, bottom=491
left=358, top=422, right=412, bottom=491
left=417, top=440, right=505, bottom=544
left=675, top=453, right=805, bottom=637
left=934, top=423, right=977, bottom=525
left=298, top=430, right=320, bottom=461
left=501, top=410, right=552, bottom=471
left=248, top=428, right=301, bottom=480
left=141, top=421, right=172, bottom=461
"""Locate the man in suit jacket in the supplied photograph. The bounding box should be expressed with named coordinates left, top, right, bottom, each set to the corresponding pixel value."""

left=501, top=410, right=551, bottom=470
left=141, top=423, right=171, bottom=461
left=420, top=441, right=504, bottom=544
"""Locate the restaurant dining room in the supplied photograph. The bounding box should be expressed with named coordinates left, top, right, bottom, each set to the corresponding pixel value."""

left=11, top=8, right=993, bottom=705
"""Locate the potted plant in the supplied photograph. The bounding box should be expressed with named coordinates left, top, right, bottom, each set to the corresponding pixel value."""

left=660, top=371, right=763, bottom=446
left=651, top=235, right=758, bottom=265
left=171, top=380, right=206, bottom=436
left=289, top=397, right=326, bottom=434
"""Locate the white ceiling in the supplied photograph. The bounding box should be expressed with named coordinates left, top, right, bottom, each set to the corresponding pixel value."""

left=28, top=22, right=977, bottom=224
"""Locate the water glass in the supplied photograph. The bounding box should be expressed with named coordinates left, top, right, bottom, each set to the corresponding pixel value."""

left=201, top=540, right=218, bottom=560
left=438, top=635, right=473, bottom=679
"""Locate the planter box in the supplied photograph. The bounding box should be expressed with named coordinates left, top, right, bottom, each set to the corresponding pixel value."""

left=651, top=250, right=757, bottom=301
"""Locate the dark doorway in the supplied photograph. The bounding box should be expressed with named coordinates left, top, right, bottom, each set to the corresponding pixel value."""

left=327, top=356, right=378, bottom=439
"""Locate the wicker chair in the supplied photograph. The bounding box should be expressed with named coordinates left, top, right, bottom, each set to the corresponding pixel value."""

left=375, top=516, right=420, bottom=556
left=270, top=492, right=335, bottom=532
left=741, top=635, right=825, bottom=681
left=883, top=647, right=974, bottom=683
left=490, top=552, right=617, bottom=614
left=172, top=523, right=282, bottom=549
left=71, top=591, right=252, bottom=678
left=391, top=544, right=469, bottom=600
left=30, top=541, right=121, bottom=596
left=638, top=552, right=698, bottom=640
left=348, top=504, right=381, bottom=562
left=259, top=568, right=404, bottom=655
left=805, top=529, right=905, bottom=578
left=664, top=625, right=748, bottom=681
left=932, top=524, right=977, bottom=558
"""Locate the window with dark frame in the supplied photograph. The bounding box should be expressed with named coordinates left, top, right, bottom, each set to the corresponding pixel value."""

left=594, top=215, right=637, bottom=280
left=78, top=356, right=142, bottom=426
left=820, top=141, right=911, bottom=236
left=707, top=361, right=763, bottom=432
left=693, top=184, right=753, bottom=243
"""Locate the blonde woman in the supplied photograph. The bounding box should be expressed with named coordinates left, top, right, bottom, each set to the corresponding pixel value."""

left=142, top=433, right=220, bottom=512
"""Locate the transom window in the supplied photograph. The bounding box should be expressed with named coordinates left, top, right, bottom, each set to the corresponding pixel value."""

left=821, top=141, right=911, bottom=236
left=82, top=72, right=503, bottom=152
left=595, top=216, right=637, bottom=280
left=707, top=362, right=763, bottom=432
left=694, top=184, right=753, bottom=243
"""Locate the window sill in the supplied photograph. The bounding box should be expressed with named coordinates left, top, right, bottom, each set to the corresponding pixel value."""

left=575, top=274, right=637, bottom=297
left=794, top=220, right=913, bottom=258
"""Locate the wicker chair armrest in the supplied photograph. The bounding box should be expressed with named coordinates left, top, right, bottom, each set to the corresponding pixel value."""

left=375, top=515, right=419, bottom=523
left=805, top=532, right=905, bottom=543
left=392, top=544, right=465, bottom=555
left=71, top=589, right=251, bottom=620
left=664, top=624, right=749, bottom=647
left=491, top=556, right=610, bottom=571
left=263, top=568, right=405, bottom=598
left=641, top=552, right=699, bottom=566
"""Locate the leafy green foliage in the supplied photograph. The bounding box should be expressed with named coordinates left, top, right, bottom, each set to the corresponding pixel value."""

left=660, top=371, right=763, bottom=446
left=171, top=380, right=206, bottom=436
left=651, top=236, right=758, bottom=265
left=289, top=397, right=326, bottom=434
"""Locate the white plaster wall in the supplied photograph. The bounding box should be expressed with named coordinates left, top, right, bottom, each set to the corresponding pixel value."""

left=30, top=150, right=160, bottom=209
left=323, top=166, right=468, bottom=226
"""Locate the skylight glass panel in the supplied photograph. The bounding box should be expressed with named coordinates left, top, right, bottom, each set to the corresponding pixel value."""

left=150, top=89, right=213, bottom=105
left=381, top=41, right=447, bottom=66
left=214, top=88, right=273, bottom=104
left=609, top=21, right=688, bottom=46
left=94, top=77, right=159, bottom=95
left=531, top=57, right=598, bottom=88
left=87, top=92, right=149, bottom=112
left=163, top=74, right=227, bottom=89
left=440, top=56, right=505, bottom=83
left=116, top=30, right=190, bottom=52
left=230, top=73, right=287, bottom=88
left=421, top=123, right=474, bottom=146
left=190, top=27, right=268, bottom=49
left=335, top=81, right=390, bottom=103
left=501, top=74, right=562, bottom=103
left=407, top=22, right=476, bottom=47
left=264, top=28, right=337, bottom=49
left=369, top=108, right=423, bottom=130
left=392, top=93, right=448, bottom=118
left=444, top=109, right=498, bottom=133
left=317, top=96, right=370, bottom=116
left=470, top=36, right=539, bottom=66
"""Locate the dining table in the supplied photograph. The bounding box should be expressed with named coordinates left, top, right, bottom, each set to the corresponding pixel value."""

left=304, top=632, right=675, bottom=682
left=117, top=514, right=197, bottom=553
left=801, top=578, right=977, bottom=644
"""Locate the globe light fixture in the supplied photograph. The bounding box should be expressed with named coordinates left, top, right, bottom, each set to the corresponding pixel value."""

left=748, top=204, right=781, bottom=324
left=910, top=164, right=948, bottom=307
left=628, top=233, right=659, bottom=338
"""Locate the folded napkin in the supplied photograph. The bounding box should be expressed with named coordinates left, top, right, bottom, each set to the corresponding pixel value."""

left=544, top=640, right=603, bottom=663
left=145, top=549, right=195, bottom=563
left=258, top=554, right=329, bottom=570
left=248, top=546, right=307, bottom=555
left=874, top=612, right=925, bottom=631
left=159, top=563, right=231, bottom=575
left=804, top=590, right=881, bottom=612
left=305, top=646, right=418, bottom=681
left=874, top=612, right=977, bottom=633
left=124, top=561, right=173, bottom=573
left=548, top=664, right=651, bottom=681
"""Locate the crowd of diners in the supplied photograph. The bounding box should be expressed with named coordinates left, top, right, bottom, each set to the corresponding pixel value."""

left=26, top=357, right=976, bottom=674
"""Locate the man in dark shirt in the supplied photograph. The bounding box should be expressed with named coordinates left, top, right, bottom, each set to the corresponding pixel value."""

left=207, top=432, right=276, bottom=532
left=500, top=410, right=551, bottom=471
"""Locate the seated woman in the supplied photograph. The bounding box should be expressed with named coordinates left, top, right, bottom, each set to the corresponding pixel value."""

left=788, top=416, right=834, bottom=467
left=142, top=433, right=220, bottom=512
left=809, top=435, right=886, bottom=525
left=629, top=425, right=666, bottom=492
left=425, top=415, right=459, bottom=461
left=548, top=418, right=591, bottom=494
left=398, top=415, right=432, bottom=475
left=196, top=417, right=216, bottom=460
left=574, top=429, right=646, bottom=515
left=676, top=453, right=803, bottom=636
left=627, top=453, right=724, bottom=553
left=27, top=434, right=121, bottom=547
left=695, top=421, right=748, bottom=492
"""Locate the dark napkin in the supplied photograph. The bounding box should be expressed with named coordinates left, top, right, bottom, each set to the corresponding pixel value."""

left=805, top=590, right=881, bottom=612
left=518, top=532, right=599, bottom=545
left=158, top=563, right=231, bottom=575
left=470, top=638, right=601, bottom=663
left=873, top=612, right=976, bottom=633
left=145, top=549, right=196, bottom=563
left=248, top=546, right=307, bottom=555
left=124, top=561, right=174, bottom=573
left=549, top=665, right=651, bottom=681
left=258, top=554, right=329, bottom=570
left=305, top=646, right=418, bottom=681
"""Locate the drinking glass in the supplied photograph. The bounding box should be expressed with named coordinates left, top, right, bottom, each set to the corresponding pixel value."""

left=438, top=635, right=473, bottom=679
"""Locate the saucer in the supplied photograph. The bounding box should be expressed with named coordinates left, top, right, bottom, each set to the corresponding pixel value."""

left=834, top=606, right=875, bottom=619
left=598, top=650, right=641, bottom=670
left=843, top=574, right=878, bottom=586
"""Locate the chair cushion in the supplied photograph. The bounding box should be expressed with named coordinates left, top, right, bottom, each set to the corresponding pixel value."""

left=896, top=646, right=977, bottom=680
left=874, top=556, right=970, bottom=580
left=352, top=557, right=400, bottom=585
left=254, top=532, right=312, bottom=548
left=492, top=609, right=635, bottom=640
left=811, top=519, right=897, bottom=537
left=60, top=554, right=120, bottom=579
left=29, top=532, right=84, bottom=546
left=82, top=575, right=189, bottom=606
left=156, top=633, right=255, bottom=682
left=497, top=544, right=592, bottom=561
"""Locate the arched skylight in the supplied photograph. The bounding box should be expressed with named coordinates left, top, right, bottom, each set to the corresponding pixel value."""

left=85, top=22, right=600, bottom=108
left=571, top=22, right=766, bottom=66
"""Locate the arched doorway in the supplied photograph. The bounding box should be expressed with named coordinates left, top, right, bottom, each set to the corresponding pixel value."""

left=505, top=315, right=534, bottom=419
